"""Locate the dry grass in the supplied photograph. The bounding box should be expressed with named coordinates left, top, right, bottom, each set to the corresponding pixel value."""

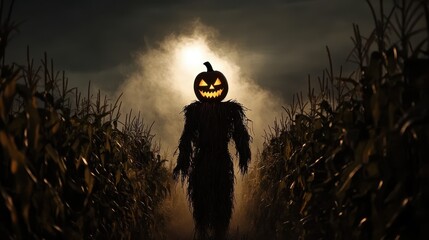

left=246, top=0, right=429, bottom=239
left=0, top=1, right=170, bottom=239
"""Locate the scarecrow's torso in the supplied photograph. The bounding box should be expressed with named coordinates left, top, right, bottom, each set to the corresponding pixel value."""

left=185, top=101, right=240, bottom=151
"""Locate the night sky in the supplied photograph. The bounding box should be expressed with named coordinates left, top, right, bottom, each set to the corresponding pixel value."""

left=8, top=0, right=373, bottom=100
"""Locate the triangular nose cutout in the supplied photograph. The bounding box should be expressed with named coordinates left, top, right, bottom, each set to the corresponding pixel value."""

left=209, top=85, right=215, bottom=90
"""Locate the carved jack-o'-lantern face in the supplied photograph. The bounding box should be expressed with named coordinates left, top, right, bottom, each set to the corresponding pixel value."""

left=193, top=62, right=229, bottom=102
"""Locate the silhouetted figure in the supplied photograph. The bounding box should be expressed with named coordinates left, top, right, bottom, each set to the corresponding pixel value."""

left=174, top=62, right=251, bottom=239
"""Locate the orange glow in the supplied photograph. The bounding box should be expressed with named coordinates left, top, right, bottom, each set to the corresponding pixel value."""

left=199, top=79, right=208, bottom=86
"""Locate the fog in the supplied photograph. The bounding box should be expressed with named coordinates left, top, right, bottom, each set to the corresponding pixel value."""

left=115, top=21, right=284, bottom=237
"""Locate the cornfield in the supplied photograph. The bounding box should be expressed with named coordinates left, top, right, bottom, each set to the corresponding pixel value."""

left=0, top=1, right=169, bottom=239
left=247, top=0, right=429, bottom=239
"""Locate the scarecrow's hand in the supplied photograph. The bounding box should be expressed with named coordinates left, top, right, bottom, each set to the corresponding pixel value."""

left=239, top=158, right=249, bottom=174
left=173, top=162, right=188, bottom=181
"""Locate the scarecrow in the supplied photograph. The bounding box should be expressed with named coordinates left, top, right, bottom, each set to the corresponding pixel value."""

left=174, top=62, right=251, bottom=239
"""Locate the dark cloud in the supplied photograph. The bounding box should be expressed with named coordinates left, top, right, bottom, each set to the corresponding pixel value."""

left=7, top=0, right=374, bottom=101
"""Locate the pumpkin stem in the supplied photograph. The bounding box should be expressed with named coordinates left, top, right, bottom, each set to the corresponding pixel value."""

left=204, top=61, right=214, bottom=72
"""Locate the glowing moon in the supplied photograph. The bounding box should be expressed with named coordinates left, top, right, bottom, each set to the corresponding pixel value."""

left=180, top=43, right=204, bottom=67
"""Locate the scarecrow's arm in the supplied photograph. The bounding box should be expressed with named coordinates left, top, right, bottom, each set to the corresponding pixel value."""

left=231, top=102, right=251, bottom=174
left=173, top=104, right=196, bottom=180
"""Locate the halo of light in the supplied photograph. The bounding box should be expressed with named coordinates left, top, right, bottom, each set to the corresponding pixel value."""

left=179, top=43, right=204, bottom=68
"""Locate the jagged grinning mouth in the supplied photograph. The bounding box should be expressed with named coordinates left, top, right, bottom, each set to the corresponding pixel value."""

left=199, top=89, right=223, bottom=98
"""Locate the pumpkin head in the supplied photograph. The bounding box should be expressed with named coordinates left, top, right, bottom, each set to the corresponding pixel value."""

left=193, top=62, right=229, bottom=102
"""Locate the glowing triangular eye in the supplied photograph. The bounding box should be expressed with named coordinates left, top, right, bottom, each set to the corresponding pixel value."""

left=214, top=78, right=222, bottom=86
left=199, top=79, right=208, bottom=87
